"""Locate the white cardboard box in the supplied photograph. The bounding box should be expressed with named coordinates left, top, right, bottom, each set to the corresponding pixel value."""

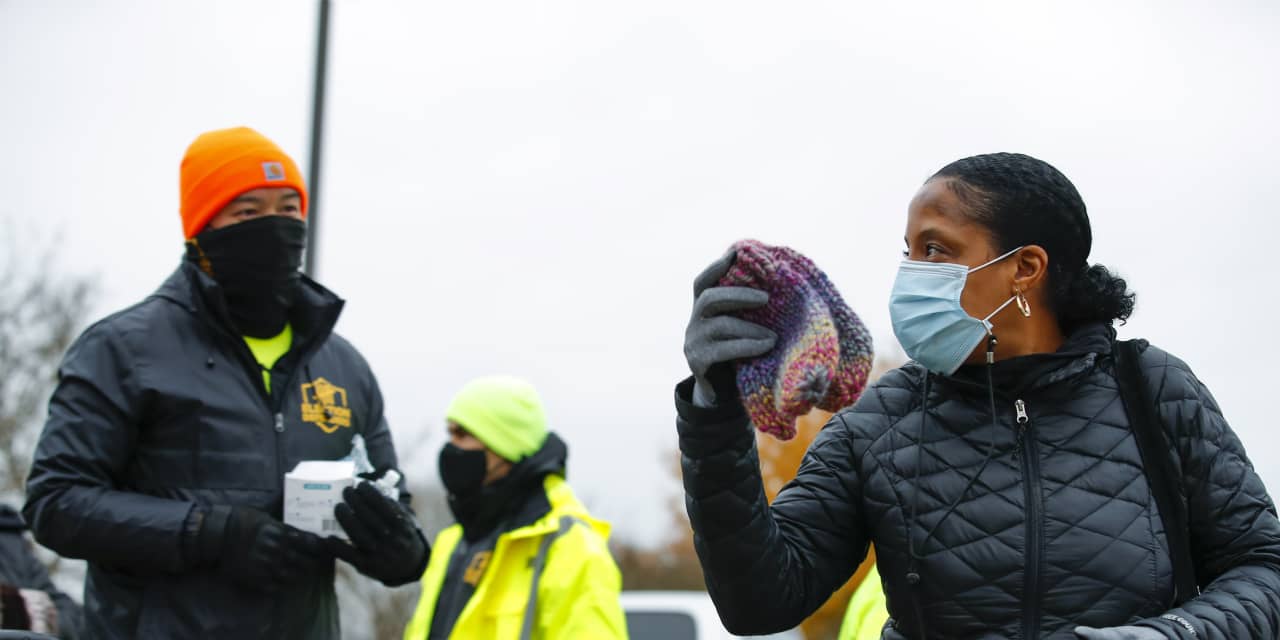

left=284, top=460, right=356, bottom=539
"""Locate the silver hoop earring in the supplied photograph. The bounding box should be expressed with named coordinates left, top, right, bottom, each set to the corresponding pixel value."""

left=1015, top=290, right=1031, bottom=318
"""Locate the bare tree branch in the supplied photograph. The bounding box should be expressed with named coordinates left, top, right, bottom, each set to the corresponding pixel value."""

left=0, top=216, right=96, bottom=598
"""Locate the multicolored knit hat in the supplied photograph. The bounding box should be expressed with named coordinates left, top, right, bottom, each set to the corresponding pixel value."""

left=718, top=239, right=874, bottom=440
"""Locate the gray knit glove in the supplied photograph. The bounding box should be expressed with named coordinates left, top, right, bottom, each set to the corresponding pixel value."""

left=1074, top=626, right=1165, bottom=639
left=684, top=251, right=776, bottom=408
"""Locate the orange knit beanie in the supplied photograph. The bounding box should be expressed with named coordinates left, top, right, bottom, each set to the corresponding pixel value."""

left=179, top=127, right=308, bottom=238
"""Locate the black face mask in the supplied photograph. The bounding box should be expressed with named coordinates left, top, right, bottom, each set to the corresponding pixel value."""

left=438, top=444, right=488, bottom=497
left=186, top=216, right=307, bottom=338
left=440, top=444, right=533, bottom=540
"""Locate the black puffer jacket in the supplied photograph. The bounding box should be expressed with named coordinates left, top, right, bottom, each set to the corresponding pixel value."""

left=677, top=324, right=1280, bottom=639
left=24, top=262, right=408, bottom=639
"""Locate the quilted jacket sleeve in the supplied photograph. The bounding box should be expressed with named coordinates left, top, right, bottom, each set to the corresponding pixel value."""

left=1135, top=348, right=1280, bottom=639
left=676, top=376, right=870, bottom=635
left=23, top=323, right=197, bottom=575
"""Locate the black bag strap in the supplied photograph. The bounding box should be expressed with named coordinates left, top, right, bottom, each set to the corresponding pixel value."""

left=1113, top=339, right=1199, bottom=605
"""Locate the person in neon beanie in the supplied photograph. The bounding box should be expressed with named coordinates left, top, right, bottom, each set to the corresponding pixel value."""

left=404, top=376, right=626, bottom=640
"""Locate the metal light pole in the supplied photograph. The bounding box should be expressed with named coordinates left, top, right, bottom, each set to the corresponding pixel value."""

left=305, top=0, right=331, bottom=278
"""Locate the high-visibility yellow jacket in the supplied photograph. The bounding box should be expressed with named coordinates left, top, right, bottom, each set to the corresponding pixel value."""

left=838, top=563, right=889, bottom=640
left=404, top=475, right=628, bottom=640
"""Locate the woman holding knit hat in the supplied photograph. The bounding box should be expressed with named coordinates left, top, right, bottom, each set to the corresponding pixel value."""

left=677, top=153, right=1280, bottom=639
left=403, top=376, right=627, bottom=639
left=23, top=127, right=427, bottom=639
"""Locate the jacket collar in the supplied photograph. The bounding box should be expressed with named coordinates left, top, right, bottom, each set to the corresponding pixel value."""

left=454, top=432, right=569, bottom=542
left=486, top=432, right=593, bottom=541
left=940, top=322, right=1115, bottom=397
left=503, top=475, right=609, bottom=541
left=151, top=260, right=344, bottom=343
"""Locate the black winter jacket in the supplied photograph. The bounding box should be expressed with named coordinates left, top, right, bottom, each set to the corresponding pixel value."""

left=23, top=262, right=408, bottom=639
left=676, top=324, right=1280, bottom=639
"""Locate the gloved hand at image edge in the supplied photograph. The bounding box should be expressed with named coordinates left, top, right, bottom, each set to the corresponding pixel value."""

left=324, top=481, right=429, bottom=586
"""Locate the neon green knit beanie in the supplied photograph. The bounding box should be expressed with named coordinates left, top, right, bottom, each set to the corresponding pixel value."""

left=445, top=376, right=549, bottom=462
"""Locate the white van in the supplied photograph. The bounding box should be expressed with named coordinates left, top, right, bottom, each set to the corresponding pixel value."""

left=621, top=591, right=804, bottom=640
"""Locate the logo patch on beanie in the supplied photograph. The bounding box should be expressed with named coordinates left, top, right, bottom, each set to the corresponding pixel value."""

left=262, top=161, right=286, bottom=181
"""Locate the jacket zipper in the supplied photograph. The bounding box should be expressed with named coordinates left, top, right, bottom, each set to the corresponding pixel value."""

left=210, top=327, right=285, bottom=475
left=268, top=340, right=325, bottom=480
left=273, top=411, right=286, bottom=479
left=256, top=339, right=328, bottom=640
left=203, top=330, right=291, bottom=639
left=1016, top=398, right=1043, bottom=640
left=187, top=270, right=343, bottom=638
left=260, top=345, right=328, bottom=640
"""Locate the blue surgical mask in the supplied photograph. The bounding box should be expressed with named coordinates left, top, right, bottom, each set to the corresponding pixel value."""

left=889, top=247, right=1022, bottom=375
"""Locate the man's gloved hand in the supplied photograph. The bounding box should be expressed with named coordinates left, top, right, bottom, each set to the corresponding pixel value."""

left=197, top=505, right=331, bottom=592
left=324, top=481, right=429, bottom=586
left=684, top=251, right=776, bottom=408
left=1074, top=625, right=1166, bottom=639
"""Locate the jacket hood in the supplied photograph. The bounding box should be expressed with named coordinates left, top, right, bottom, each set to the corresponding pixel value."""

left=513, top=431, right=568, bottom=481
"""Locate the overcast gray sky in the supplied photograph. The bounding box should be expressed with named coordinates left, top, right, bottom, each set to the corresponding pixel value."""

left=2, top=0, right=1277, bottom=546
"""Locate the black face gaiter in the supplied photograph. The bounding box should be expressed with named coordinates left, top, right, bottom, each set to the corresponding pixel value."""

left=439, top=444, right=488, bottom=497
left=186, top=216, right=306, bottom=338
left=440, top=444, right=536, bottom=541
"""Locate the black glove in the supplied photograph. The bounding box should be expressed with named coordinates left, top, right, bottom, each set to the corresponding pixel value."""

left=684, top=250, right=776, bottom=407
left=324, top=482, right=429, bottom=586
left=195, top=505, right=331, bottom=592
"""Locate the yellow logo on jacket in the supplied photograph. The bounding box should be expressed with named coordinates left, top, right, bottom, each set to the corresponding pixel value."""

left=463, top=551, right=491, bottom=586
left=301, top=377, right=353, bottom=434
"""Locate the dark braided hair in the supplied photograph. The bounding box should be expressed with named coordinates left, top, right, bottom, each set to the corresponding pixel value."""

left=930, top=152, right=1135, bottom=332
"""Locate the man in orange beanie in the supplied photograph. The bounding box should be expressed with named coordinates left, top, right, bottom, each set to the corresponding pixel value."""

left=24, top=127, right=428, bottom=639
